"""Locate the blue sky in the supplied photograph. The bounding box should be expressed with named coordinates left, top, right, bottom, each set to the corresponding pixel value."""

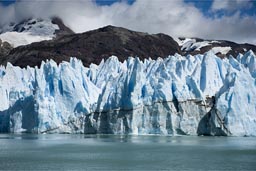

left=0, top=0, right=255, bottom=44
left=0, top=0, right=135, bottom=6
left=186, top=0, right=255, bottom=15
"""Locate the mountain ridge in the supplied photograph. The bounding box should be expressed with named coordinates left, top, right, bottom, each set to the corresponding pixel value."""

left=0, top=18, right=255, bottom=67
left=0, top=25, right=181, bottom=67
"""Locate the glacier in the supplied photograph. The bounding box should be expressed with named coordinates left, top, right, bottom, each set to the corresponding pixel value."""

left=0, top=51, right=256, bottom=136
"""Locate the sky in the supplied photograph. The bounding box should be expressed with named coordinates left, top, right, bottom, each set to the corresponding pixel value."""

left=0, top=0, right=255, bottom=44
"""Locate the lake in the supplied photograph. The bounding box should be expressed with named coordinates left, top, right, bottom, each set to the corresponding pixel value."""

left=0, top=134, right=255, bottom=171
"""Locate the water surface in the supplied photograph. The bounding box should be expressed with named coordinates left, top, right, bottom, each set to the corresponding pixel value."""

left=0, top=134, right=255, bottom=171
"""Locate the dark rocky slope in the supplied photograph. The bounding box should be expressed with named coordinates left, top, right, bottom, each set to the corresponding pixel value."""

left=0, top=26, right=181, bottom=67
left=51, top=17, right=74, bottom=38
left=0, top=39, right=13, bottom=60
left=0, top=24, right=255, bottom=68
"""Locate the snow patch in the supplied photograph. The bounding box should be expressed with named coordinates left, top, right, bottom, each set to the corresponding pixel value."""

left=210, top=47, right=232, bottom=55
left=0, top=32, right=53, bottom=47
left=178, top=38, right=221, bottom=52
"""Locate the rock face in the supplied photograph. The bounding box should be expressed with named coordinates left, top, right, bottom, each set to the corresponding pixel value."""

left=0, top=25, right=181, bottom=67
left=0, top=39, right=13, bottom=60
left=51, top=17, right=74, bottom=38
left=0, top=51, right=255, bottom=136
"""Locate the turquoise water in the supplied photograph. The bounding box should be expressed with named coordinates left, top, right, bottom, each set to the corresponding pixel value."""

left=0, top=134, right=255, bottom=171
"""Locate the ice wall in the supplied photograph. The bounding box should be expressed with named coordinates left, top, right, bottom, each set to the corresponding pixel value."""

left=0, top=51, right=255, bottom=136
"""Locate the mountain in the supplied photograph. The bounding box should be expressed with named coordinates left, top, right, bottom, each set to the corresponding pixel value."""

left=0, top=25, right=181, bottom=67
left=0, top=17, right=73, bottom=65
left=0, top=51, right=255, bottom=136
left=0, top=23, right=255, bottom=68
left=0, top=21, right=256, bottom=136
left=0, top=17, right=74, bottom=48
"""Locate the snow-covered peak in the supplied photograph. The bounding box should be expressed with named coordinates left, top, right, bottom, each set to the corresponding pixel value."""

left=0, top=18, right=59, bottom=47
left=0, top=18, right=59, bottom=36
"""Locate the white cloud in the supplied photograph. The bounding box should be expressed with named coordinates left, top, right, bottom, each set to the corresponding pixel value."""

left=211, top=0, right=253, bottom=12
left=0, top=0, right=255, bottom=45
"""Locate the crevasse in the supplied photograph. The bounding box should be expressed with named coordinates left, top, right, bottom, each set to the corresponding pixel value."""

left=0, top=51, right=255, bottom=136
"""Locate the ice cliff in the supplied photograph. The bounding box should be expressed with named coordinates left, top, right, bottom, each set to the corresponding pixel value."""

left=0, top=51, right=256, bottom=136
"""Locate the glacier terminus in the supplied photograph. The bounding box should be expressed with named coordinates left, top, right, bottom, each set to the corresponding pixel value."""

left=0, top=51, right=255, bottom=136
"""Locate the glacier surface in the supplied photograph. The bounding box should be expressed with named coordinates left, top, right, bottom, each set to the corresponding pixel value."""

left=0, top=51, right=256, bottom=136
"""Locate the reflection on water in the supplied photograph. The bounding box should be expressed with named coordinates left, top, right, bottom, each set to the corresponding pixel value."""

left=0, top=134, right=255, bottom=171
